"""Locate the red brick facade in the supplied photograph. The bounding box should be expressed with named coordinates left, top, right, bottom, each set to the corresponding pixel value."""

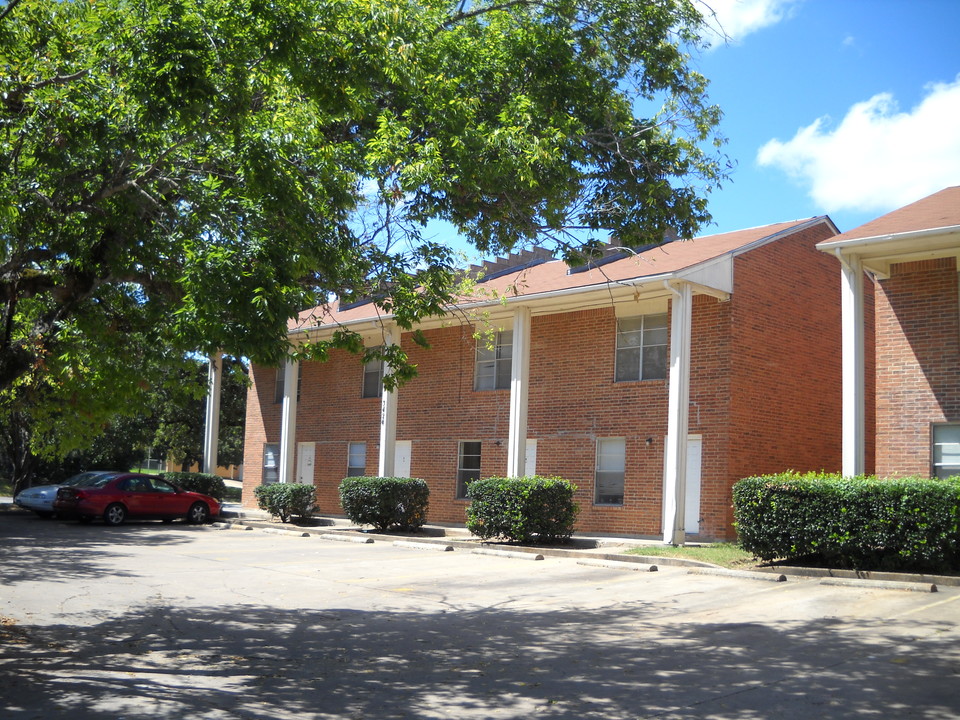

left=242, top=221, right=845, bottom=540
left=874, top=257, right=960, bottom=477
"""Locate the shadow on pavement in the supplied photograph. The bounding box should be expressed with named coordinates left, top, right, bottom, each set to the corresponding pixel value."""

left=2, top=599, right=958, bottom=719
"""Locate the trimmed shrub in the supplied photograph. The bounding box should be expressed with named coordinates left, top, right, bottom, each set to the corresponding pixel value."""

left=733, top=472, right=960, bottom=572
left=161, top=471, right=226, bottom=501
left=253, top=483, right=317, bottom=523
left=338, top=476, right=429, bottom=531
left=465, top=476, right=579, bottom=544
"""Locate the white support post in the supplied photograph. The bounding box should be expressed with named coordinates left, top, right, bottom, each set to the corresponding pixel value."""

left=278, top=358, right=299, bottom=484
left=507, top=306, right=532, bottom=477
left=663, top=281, right=693, bottom=545
left=202, top=353, right=223, bottom=475
left=378, top=326, right=399, bottom=477
left=837, top=251, right=866, bottom=477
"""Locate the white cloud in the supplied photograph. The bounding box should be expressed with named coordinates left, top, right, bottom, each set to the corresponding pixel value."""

left=756, top=75, right=960, bottom=212
left=699, top=0, right=801, bottom=47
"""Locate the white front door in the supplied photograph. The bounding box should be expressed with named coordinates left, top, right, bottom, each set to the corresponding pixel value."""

left=684, top=436, right=703, bottom=533
left=296, top=442, right=315, bottom=484
left=524, top=439, right=538, bottom=476
left=394, top=440, right=412, bottom=477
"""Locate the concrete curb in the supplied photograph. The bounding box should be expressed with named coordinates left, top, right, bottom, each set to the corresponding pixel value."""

left=472, top=548, right=545, bottom=561
left=577, top=559, right=658, bottom=572
left=318, top=533, right=374, bottom=544
left=394, top=540, right=455, bottom=552
left=820, top=577, right=938, bottom=593
left=688, top=567, right=787, bottom=582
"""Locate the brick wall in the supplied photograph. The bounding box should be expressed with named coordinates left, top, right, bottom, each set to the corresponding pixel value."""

left=727, top=223, right=845, bottom=533
left=875, top=257, right=960, bottom=476
left=241, top=221, right=847, bottom=540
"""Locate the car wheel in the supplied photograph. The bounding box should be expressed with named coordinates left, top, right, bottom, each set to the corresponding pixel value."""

left=103, top=503, right=127, bottom=526
left=187, top=502, right=210, bottom=524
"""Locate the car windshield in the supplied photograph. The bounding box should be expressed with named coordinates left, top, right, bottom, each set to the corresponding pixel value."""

left=73, top=474, right=119, bottom=488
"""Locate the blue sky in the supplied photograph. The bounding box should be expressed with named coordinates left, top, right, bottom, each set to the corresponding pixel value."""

left=696, top=0, right=960, bottom=236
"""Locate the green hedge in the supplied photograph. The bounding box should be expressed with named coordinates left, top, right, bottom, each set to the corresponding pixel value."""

left=465, top=476, right=579, bottom=544
left=733, top=472, right=960, bottom=572
left=254, top=483, right=317, bottom=523
left=338, top=476, right=429, bottom=531
left=161, top=471, right=226, bottom=501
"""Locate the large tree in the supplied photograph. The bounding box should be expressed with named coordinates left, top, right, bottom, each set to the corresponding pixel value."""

left=1, top=0, right=725, bottom=451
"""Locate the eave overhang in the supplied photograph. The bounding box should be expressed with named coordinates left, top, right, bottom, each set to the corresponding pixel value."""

left=817, top=225, right=960, bottom=278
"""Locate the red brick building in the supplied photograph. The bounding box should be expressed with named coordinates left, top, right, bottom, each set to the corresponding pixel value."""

left=818, top=186, right=960, bottom=481
left=243, top=217, right=844, bottom=540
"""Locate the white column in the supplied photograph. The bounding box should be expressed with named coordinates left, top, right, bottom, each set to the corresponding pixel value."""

left=202, top=353, right=223, bottom=475
left=663, top=282, right=693, bottom=545
left=507, top=306, right=532, bottom=477
left=278, top=358, right=299, bottom=484
left=378, top=327, right=399, bottom=477
left=837, top=251, right=866, bottom=477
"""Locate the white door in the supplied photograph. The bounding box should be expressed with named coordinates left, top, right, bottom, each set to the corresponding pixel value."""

left=685, top=436, right=702, bottom=533
left=524, top=439, right=538, bottom=476
left=663, top=434, right=703, bottom=534
left=296, top=442, right=315, bottom=484
left=394, top=440, right=412, bottom=477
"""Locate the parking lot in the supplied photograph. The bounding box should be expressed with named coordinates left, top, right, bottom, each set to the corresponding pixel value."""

left=2, top=511, right=960, bottom=719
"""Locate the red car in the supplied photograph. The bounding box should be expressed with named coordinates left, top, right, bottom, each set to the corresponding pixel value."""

left=54, top=473, right=220, bottom=526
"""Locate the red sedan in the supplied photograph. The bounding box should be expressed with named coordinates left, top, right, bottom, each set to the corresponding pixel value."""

left=54, top=473, right=220, bottom=526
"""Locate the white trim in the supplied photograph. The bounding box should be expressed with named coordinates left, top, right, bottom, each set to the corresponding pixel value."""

left=662, top=281, right=692, bottom=545
left=202, top=353, right=222, bottom=475
left=836, top=252, right=866, bottom=477
left=278, top=358, right=299, bottom=484
left=507, top=307, right=531, bottom=477
left=378, top=325, right=398, bottom=477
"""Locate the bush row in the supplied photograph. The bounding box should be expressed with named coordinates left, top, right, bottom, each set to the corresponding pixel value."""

left=339, top=476, right=429, bottom=531
left=733, top=472, right=960, bottom=572
left=161, top=471, right=226, bottom=501
left=465, top=476, right=579, bottom=544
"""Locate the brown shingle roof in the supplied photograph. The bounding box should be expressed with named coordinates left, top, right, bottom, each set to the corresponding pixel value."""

left=293, top=217, right=827, bottom=331
left=828, top=186, right=960, bottom=242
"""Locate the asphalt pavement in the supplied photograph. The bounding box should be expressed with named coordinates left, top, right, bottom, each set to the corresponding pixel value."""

left=2, top=507, right=960, bottom=719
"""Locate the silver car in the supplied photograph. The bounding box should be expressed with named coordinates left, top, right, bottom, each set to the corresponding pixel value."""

left=14, top=471, right=119, bottom=518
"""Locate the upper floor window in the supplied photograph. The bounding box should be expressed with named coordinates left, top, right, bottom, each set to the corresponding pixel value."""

left=475, top=330, right=513, bottom=391
left=274, top=364, right=302, bottom=403
left=362, top=352, right=384, bottom=398
left=932, top=423, right=960, bottom=479
left=262, top=443, right=280, bottom=484
left=615, top=314, right=668, bottom=382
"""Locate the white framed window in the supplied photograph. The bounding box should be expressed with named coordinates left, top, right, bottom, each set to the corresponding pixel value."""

left=595, top=437, right=625, bottom=505
left=262, top=443, right=280, bottom=484
left=274, top=364, right=303, bottom=403
left=475, top=330, right=513, bottom=391
left=615, top=314, right=668, bottom=382
left=347, top=442, right=367, bottom=478
left=932, top=423, right=960, bottom=479
left=362, top=350, right=384, bottom=398
left=457, top=441, right=482, bottom=499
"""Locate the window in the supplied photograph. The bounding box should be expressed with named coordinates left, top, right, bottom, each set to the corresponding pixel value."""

left=932, top=424, right=960, bottom=479
left=457, top=441, right=482, bottom=499
left=347, top=442, right=367, bottom=478
left=263, top=443, right=280, bottom=484
left=362, top=353, right=384, bottom=398
left=274, top=364, right=303, bottom=404
left=615, top=314, right=668, bottom=381
left=595, top=437, right=625, bottom=505
left=475, top=330, right=513, bottom=391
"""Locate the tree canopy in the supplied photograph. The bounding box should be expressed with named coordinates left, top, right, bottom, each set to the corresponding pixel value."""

left=1, top=0, right=725, bottom=456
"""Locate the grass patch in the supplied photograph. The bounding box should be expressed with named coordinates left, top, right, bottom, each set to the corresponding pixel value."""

left=624, top=542, right=757, bottom=569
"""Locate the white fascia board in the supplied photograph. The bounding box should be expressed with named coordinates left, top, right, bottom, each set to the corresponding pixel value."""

left=288, top=259, right=736, bottom=341
left=817, top=225, right=960, bottom=278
